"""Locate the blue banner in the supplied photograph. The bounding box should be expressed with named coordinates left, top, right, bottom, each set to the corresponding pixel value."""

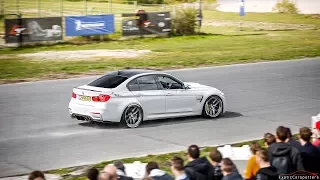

left=240, top=0, right=245, bottom=16
left=65, top=15, right=114, bottom=36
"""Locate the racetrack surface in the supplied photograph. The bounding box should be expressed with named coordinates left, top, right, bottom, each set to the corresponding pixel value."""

left=1, top=58, right=320, bottom=177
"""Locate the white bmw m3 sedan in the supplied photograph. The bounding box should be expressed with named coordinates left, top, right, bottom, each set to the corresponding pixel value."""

left=68, top=69, right=226, bottom=128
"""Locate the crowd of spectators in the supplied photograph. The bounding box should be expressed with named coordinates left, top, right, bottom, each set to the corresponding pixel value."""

left=28, top=125, right=320, bottom=180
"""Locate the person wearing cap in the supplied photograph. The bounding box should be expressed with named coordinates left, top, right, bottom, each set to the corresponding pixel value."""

left=312, top=121, right=320, bottom=148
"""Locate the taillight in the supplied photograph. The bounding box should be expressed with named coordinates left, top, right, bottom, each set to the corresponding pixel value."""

left=72, top=92, right=77, bottom=98
left=92, top=94, right=110, bottom=102
left=92, top=96, right=99, bottom=101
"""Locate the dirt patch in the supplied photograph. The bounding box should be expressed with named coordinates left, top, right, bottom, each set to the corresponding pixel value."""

left=311, top=14, right=320, bottom=19
left=18, top=49, right=152, bottom=60
left=204, top=20, right=317, bottom=31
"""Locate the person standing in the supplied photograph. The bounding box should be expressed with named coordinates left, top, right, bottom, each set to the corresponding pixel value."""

left=298, top=127, right=320, bottom=173
left=146, top=162, right=174, bottom=180
left=171, top=156, right=190, bottom=180
left=268, top=126, right=304, bottom=174
left=243, top=142, right=261, bottom=180
left=221, top=158, right=243, bottom=180
left=184, top=145, right=214, bottom=180
left=312, top=121, right=320, bottom=148
left=254, top=148, right=279, bottom=180
left=286, top=127, right=302, bottom=151
left=263, top=133, right=276, bottom=148
left=86, top=168, right=99, bottom=180
left=28, top=171, right=46, bottom=180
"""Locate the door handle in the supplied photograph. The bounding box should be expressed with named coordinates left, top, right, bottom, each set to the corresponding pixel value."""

left=166, top=93, right=173, bottom=96
left=136, top=93, right=143, bottom=97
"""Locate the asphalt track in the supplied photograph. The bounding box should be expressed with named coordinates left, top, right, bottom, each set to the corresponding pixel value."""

left=0, top=58, right=320, bottom=177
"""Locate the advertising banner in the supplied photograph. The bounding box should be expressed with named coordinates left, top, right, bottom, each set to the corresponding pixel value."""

left=5, top=17, right=62, bottom=43
left=122, top=12, right=171, bottom=36
left=65, top=15, right=115, bottom=36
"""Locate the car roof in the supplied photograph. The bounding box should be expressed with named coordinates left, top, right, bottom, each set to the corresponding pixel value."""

left=107, top=69, right=159, bottom=78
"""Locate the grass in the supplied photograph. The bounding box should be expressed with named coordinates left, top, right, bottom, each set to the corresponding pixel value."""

left=47, top=168, right=76, bottom=176
left=1, top=28, right=320, bottom=83
left=203, top=11, right=320, bottom=27
left=46, top=134, right=299, bottom=180
left=0, top=2, right=320, bottom=83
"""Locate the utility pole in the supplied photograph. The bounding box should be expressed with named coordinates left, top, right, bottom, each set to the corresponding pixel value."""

left=197, top=0, right=203, bottom=33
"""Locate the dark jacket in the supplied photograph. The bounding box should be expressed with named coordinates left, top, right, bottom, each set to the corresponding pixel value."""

left=268, top=142, right=304, bottom=173
left=254, top=166, right=279, bottom=180
left=212, top=164, right=223, bottom=180
left=221, top=172, right=243, bottom=180
left=287, top=138, right=302, bottom=151
left=149, top=169, right=174, bottom=180
left=119, top=176, right=134, bottom=180
left=212, top=163, right=239, bottom=180
left=185, top=157, right=215, bottom=180
left=300, top=142, right=320, bottom=173
left=116, top=170, right=134, bottom=180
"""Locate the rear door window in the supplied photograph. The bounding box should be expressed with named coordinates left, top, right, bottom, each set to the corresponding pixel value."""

left=127, top=79, right=140, bottom=91
left=137, top=75, right=159, bottom=91
left=88, top=75, right=128, bottom=88
left=127, top=75, right=159, bottom=91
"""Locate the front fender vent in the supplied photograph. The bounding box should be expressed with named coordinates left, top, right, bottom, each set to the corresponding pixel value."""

left=196, top=95, right=203, bottom=102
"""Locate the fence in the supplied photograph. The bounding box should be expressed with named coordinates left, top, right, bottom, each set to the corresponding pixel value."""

left=1, top=0, right=173, bottom=16
left=1, top=0, right=179, bottom=26
left=1, top=0, right=196, bottom=38
left=0, top=0, right=206, bottom=45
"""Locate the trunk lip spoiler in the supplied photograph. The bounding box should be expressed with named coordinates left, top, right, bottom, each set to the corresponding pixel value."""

left=74, top=87, right=102, bottom=93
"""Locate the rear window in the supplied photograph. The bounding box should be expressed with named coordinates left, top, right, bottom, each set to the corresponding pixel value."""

left=88, top=75, right=128, bottom=88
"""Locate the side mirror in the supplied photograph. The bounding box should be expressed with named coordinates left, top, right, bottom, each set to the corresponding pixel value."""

left=184, top=84, right=191, bottom=89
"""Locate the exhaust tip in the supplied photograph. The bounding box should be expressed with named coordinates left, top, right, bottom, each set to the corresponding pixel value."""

left=72, top=114, right=93, bottom=121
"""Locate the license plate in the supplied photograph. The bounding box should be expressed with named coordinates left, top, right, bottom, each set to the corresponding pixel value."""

left=79, top=95, right=91, bottom=102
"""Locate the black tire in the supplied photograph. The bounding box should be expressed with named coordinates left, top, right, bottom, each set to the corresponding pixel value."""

left=120, top=104, right=144, bottom=128
left=202, top=95, right=223, bottom=118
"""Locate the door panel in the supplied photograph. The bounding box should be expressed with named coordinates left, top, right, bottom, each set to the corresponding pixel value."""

left=127, top=75, right=166, bottom=116
left=164, top=89, right=196, bottom=113
left=156, top=75, right=196, bottom=113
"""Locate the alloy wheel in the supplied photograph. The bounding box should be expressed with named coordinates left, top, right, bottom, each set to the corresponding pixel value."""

left=204, top=96, right=223, bottom=118
left=124, top=105, right=143, bottom=128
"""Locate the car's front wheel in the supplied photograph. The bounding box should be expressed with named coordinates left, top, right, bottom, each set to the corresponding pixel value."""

left=202, top=95, right=223, bottom=118
left=121, top=104, right=143, bottom=128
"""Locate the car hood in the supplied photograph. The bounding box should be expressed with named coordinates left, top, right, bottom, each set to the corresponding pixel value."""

left=184, top=82, right=224, bottom=96
left=184, top=82, right=211, bottom=89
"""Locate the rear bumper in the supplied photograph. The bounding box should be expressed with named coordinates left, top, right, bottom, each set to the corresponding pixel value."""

left=70, top=113, right=103, bottom=122
left=68, top=101, right=121, bottom=123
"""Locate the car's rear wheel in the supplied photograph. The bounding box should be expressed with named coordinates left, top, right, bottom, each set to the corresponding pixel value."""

left=202, top=95, right=223, bottom=118
left=121, top=104, right=143, bottom=128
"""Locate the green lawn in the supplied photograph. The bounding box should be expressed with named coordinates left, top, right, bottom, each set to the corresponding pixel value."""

left=203, top=11, right=320, bottom=27
left=1, top=28, right=320, bottom=83
left=1, top=5, right=320, bottom=84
